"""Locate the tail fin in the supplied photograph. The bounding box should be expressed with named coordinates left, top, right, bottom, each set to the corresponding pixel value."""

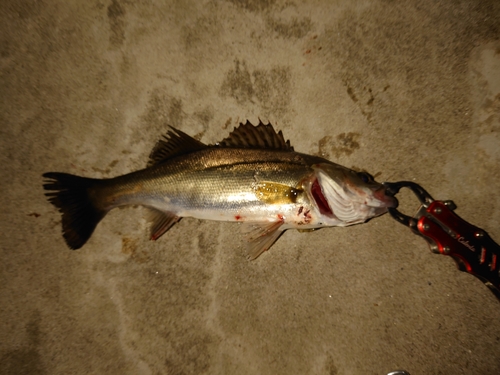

left=43, top=172, right=107, bottom=249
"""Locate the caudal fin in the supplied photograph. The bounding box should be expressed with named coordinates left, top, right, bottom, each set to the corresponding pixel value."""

left=43, top=172, right=107, bottom=249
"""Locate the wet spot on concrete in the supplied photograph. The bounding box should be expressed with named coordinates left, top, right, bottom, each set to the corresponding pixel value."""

left=316, top=133, right=361, bottom=159
left=122, top=236, right=150, bottom=263
left=0, top=344, right=44, bottom=374
left=194, top=106, right=214, bottom=138
left=333, top=132, right=360, bottom=157
left=168, top=97, right=184, bottom=128
left=140, top=89, right=185, bottom=139
left=316, top=135, right=332, bottom=158
left=108, top=159, right=119, bottom=168
left=253, top=66, right=291, bottom=115
left=220, top=60, right=255, bottom=105
left=107, top=0, right=125, bottom=47
left=114, top=226, right=219, bottom=374
left=266, top=17, right=313, bottom=39
left=479, top=133, right=500, bottom=161
left=344, top=81, right=376, bottom=121
left=220, top=60, right=291, bottom=117
left=366, top=89, right=374, bottom=105
left=121, top=236, right=136, bottom=255
left=227, top=0, right=276, bottom=12
left=194, top=106, right=214, bottom=127
left=197, top=226, right=219, bottom=261
left=320, top=2, right=500, bottom=152
left=183, top=14, right=222, bottom=49
left=89, top=159, right=119, bottom=175
left=469, top=42, right=500, bottom=165
left=325, top=354, right=339, bottom=375
left=6, top=0, right=44, bottom=19
left=163, top=333, right=215, bottom=374
left=0, top=311, right=46, bottom=375
left=119, top=53, right=132, bottom=76
left=346, top=86, right=358, bottom=103
left=1, top=40, right=10, bottom=58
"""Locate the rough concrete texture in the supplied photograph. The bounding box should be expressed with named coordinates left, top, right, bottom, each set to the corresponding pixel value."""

left=1, top=1, right=500, bottom=374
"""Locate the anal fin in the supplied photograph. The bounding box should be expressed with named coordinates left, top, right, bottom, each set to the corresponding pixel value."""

left=146, top=208, right=180, bottom=241
left=241, top=220, right=284, bottom=260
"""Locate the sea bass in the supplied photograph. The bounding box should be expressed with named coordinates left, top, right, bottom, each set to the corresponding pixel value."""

left=43, top=121, right=396, bottom=259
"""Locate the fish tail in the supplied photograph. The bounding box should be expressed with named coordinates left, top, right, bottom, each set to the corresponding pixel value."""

left=43, top=172, right=107, bottom=249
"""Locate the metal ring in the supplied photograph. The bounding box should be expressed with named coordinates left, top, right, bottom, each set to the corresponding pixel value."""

left=383, top=181, right=435, bottom=227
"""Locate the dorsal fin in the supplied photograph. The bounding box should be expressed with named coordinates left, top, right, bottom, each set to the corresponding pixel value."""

left=147, top=127, right=207, bottom=167
left=215, top=120, right=294, bottom=151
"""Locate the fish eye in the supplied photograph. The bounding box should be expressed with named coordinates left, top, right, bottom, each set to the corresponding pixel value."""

left=357, top=172, right=374, bottom=183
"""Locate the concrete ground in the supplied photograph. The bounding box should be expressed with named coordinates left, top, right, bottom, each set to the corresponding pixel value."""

left=1, top=1, right=500, bottom=374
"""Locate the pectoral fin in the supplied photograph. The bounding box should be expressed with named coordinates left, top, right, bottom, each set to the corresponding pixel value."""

left=146, top=208, right=180, bottom=241
left=241, top=221, right=284, bottom=260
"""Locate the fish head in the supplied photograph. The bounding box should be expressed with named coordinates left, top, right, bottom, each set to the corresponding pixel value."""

left=309, top=163, right=397, bottom=225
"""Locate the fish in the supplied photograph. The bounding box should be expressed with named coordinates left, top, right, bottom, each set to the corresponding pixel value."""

left=43, top=121, right=397, bottom=259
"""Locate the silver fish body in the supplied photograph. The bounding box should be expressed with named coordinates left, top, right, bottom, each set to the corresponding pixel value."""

left=43, top=121, right=396, bottom=259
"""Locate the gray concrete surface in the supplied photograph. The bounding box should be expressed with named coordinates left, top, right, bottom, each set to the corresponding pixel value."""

left=1, top=1, right=500, bottom=374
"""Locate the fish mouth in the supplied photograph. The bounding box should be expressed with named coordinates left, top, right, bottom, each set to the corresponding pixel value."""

left=371, top=185, right=399, bottom=209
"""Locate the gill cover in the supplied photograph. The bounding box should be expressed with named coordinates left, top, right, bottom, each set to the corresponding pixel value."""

left=312, top=163, right=394, bottom=224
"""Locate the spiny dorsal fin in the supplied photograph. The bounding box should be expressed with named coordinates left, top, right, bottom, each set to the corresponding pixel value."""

left=216, top=120, right=294, bottom=151
left=148, top=127, right=207, bottom=167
